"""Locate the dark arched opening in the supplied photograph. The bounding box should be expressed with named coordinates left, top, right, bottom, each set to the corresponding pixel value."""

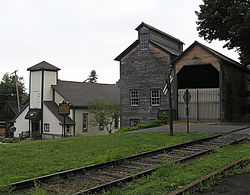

left=177, top=64, right=219, bottom=89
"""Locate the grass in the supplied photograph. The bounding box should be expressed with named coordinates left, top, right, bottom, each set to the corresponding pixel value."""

left=104, top=142, right=250, bottom=195
left=0, top=131, right=213, bottom=186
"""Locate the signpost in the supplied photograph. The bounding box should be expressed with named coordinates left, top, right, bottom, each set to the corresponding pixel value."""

left=183, top=88, right=191, bottom=133
left=58, top=100, right=70, bottom=137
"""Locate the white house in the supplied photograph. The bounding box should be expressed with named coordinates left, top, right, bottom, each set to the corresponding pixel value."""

left=14, top=61, right=120, bottom=138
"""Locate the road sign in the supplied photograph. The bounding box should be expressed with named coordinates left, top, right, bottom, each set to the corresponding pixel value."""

left=183, top=88, right=191, bottom=105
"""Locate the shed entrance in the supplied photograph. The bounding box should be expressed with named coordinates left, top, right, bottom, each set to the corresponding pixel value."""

left=177, top=64, right=220, bottom=121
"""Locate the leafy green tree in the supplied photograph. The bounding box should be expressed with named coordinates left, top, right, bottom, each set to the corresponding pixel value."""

left=0, top=73, right=27, bottom=102
left=85, top=70, right=98, bottom=83
left=196, top=0, right=250, bottom=65
left=88, top=99, right=120, bottom=133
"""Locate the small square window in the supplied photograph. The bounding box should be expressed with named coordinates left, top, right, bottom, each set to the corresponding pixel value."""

left=130, top=119, right=140, bottom=127
left=151, top=89, right=160, bottom=106
left=130, top=90, right=139, bottom=106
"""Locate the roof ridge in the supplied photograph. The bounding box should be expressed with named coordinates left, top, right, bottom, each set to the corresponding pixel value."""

left=58, top=80, right=116, bottom=86
left=136, top=22, right=184, bottom=44
left=194, top=41, right=241, bottom=66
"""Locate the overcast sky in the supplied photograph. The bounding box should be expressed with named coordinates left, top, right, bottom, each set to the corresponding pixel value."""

left=0, top=0, right=239, bottom=91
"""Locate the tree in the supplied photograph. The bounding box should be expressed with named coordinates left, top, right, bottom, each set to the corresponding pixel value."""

left=115, top=79, right=120, bottom=88
left=0, top=73, right=27, bottom=103
left=88, top=99, right=120, bottom=133
left=196, top=0, right=250, bottom=65
left=85, top=70, right=98, bottom=83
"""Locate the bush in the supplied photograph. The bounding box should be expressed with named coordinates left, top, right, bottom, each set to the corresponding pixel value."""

left=115, top=119, right=165, bottom=133
left=32, top=132, right=42, bottom=140
left=158, top=111, right=168, bottom=124
left=1, top=138, right=19, bottom=143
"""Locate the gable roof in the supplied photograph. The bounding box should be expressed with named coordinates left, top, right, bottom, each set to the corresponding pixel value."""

left=5, top=101, right=19, bottom=115
left=115, top=22, right=183, bottom=61
left=52, top=80, right=120, bottom=107
left=135, top=22, right=184, bottom=44
left=172, top=41, right=247, bottom=70
left=114, top=39, right=182, bottom=61
left=43, top=101, right=75, bottom=125
left=27, top=61, right=61, bottom=71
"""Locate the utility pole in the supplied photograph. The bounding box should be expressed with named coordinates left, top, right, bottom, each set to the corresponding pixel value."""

left=11, top=70, right=20, bottom=112
left=167, top=70, right=174, bottom=136
left=163, top=64, right=174, bottom=136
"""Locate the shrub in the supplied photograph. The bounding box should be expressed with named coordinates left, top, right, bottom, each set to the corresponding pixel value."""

left=115, top=119, right=165, bottom=133
left=1, top=138, right=19, bottom=143
left=158, top=111, right=168, bottom=124
left=32, top=132, right=42, bottom=140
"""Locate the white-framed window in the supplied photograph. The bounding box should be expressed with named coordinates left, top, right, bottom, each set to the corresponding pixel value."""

left=44, top=123, right=50, bottom=132
left=151, top=89, right=160, bottom=106
left=140, top=34, right=149, bottom=50
left=82, top=113, right=88, bottom=132
left=130, top=119, right=140, bottom=127
left=130, top=90, right=139, bottom=106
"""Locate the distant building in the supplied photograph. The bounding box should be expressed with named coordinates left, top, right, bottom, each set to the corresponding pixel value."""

left=0, top=101, right=19, bottom=136
left=115, top=22, right=250, bottom=127
left=115, top=22, right=183, bottom=127
left=14, top=61, right=120, bottom=138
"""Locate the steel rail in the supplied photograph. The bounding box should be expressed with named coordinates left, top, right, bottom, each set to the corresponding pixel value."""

left=9, top=126, right=249, bottom=194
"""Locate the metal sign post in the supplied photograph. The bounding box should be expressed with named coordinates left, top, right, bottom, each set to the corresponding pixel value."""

left=58, top=100, right=70, bottom=137
left=183, top=88, right=191, bottom=133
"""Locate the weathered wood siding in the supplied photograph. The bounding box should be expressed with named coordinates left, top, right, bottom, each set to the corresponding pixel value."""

left=120, top=43, right=171, bottom=127
left=175, top=45, right=221, bottom=73
left=150, top=31, right=182, bottom=51
left=221, top=61, right=249, bottom=120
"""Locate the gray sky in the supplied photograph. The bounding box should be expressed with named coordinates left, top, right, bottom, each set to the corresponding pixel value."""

left=0, top=0, right=239, bottom=91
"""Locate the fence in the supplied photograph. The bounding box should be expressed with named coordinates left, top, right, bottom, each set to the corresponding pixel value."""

left=178, top=88, right=220, bottom=121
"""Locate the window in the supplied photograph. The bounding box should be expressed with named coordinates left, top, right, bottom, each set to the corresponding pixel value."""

left=140, top=34, right=149, bottom=50
left=82, top=113, right=88, bottom=132
left=151, top=89, right=160, bottom=106
left=130, top=119, right=140, bottom=127
left=130, top=90, right=139, bottom=106
left=66, top=125, right=71, bottom=134
left=44, top=124, right=50, bottom=132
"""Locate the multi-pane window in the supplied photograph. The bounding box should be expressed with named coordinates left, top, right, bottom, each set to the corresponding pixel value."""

left=130, top=119, right=140, bottom=127
left=130, top=90, right=139, bottom=106
left=140, top=34, right=149, bottom=50
left=44, top=124, right=50, bottom=132
left=82, top=113, right=88, bottom=132
left=151, top=89, right=160, bottom=106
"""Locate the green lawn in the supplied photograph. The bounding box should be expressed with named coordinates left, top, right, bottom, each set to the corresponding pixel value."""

left=104, top=142, right=250, bottom=195
left=0, top=132, right=213, bottom=186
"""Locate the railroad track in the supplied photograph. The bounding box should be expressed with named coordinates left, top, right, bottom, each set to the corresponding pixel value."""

left=10, top=127, right=249, bottom=194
